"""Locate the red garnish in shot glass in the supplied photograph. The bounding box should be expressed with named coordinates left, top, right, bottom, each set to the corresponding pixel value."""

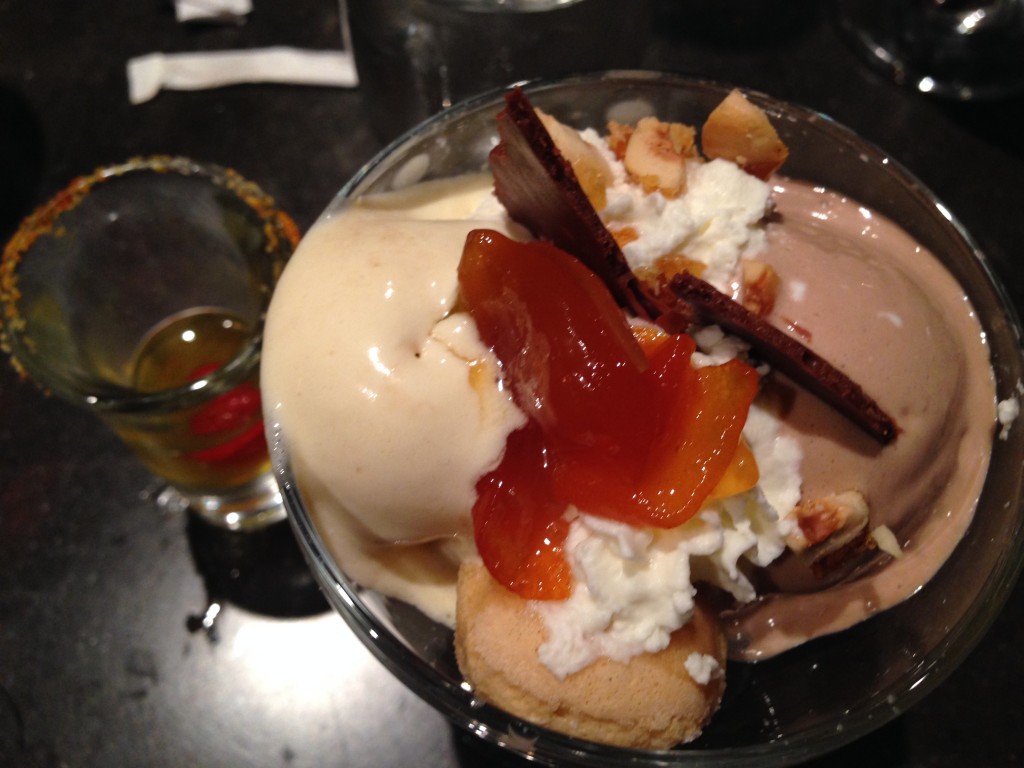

left=185, top=363, right=268, bottom=464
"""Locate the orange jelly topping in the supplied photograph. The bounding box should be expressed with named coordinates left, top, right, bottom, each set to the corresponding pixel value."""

left=458, top=230, right=759, bottom=600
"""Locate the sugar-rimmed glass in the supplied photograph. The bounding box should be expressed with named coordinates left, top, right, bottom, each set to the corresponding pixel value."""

left=2, top=156, right=299, bottom=530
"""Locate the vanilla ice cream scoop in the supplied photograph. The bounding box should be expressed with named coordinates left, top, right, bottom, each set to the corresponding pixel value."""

left=262, top=178, right=525, bottom=546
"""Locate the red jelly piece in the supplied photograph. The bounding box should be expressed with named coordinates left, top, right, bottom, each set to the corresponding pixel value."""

left=459, top=230, right=758, bottom=600
left=458, top=229, right=650, bottom=456
left=472, top=422, right=573, bottom=600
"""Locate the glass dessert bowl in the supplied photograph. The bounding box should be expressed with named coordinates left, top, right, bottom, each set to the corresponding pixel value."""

left=265, top=72, right=1024, bottom=766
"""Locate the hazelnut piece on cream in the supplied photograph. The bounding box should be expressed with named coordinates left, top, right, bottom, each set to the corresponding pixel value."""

left=702, top=89, right=789, bottom=180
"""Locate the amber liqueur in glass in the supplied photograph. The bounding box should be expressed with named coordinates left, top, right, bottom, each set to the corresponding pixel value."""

left=117, top=308, right=270, bottom=492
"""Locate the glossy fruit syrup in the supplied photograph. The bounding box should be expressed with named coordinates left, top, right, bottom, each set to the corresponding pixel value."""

left=458, top=230, right=759, bottom=600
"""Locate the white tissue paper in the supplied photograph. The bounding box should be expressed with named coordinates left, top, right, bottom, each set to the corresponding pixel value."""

left=127, top=47, right=358, bottom=104
left=175, top=0, right=253, bottom=23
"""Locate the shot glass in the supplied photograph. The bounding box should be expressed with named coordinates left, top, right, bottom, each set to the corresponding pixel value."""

left=342, top=0, right=654, bottom=140
left=1, top=156, right=299, bottom=530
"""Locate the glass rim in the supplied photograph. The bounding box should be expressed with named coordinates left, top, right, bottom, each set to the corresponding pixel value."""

left=0, top=155, right=300, bottom=413
left=425, top=0, right=590, bottom=11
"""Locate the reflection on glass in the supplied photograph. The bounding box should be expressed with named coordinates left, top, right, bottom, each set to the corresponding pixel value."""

left=836, top=0, right=1024, bottom=100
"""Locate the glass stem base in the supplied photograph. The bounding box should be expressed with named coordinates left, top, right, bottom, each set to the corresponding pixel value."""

left=156, top=472, right=287, bottom=531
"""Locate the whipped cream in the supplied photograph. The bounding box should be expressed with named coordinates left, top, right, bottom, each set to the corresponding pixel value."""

left=685, top=652, right=722, bottom=685
left=584, top=126, right=772, bottom=293
left=534, top=402, right=800, bottom=678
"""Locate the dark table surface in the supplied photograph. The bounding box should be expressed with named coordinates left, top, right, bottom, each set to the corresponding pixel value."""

left=2, top=2, right=1023, bottom=766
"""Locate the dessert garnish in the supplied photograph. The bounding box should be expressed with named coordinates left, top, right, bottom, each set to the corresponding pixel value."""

left=458, top=229, right=759, bottom=600
left=490, top=87, right=898, bottom=445
left=669, top=272, right=898, bottom=444
left=259, top=79, right=1000, bottom=751
left=490, top=88, right=694, bottom=331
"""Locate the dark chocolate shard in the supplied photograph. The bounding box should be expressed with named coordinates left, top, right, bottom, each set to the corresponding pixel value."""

left=670, top=272, right=898, bottom=444
left=490, top=88, right=695, bottom=329
left=489, top=87, right=899, bottom=444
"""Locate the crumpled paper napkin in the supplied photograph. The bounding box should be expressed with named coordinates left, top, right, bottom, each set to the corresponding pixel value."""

left=127, top=47, right=358, bottom=104
left=175, top=0, right=253, bottom=23
left=128, top=0, right=358, bottom=103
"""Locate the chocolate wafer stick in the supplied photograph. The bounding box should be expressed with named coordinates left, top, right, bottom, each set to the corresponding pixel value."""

left=489, top=87, right=898, bottom=444
left=490, top=89, right=694, bottom=329
left=670, top=272, right=898, bottom=444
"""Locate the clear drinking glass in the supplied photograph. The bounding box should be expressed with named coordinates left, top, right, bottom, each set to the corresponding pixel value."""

left=342, top=0, right=653, bottom=139
left=836, top=0, right=1024, bottom=100
left=1, top=156, right=299, bottom=530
